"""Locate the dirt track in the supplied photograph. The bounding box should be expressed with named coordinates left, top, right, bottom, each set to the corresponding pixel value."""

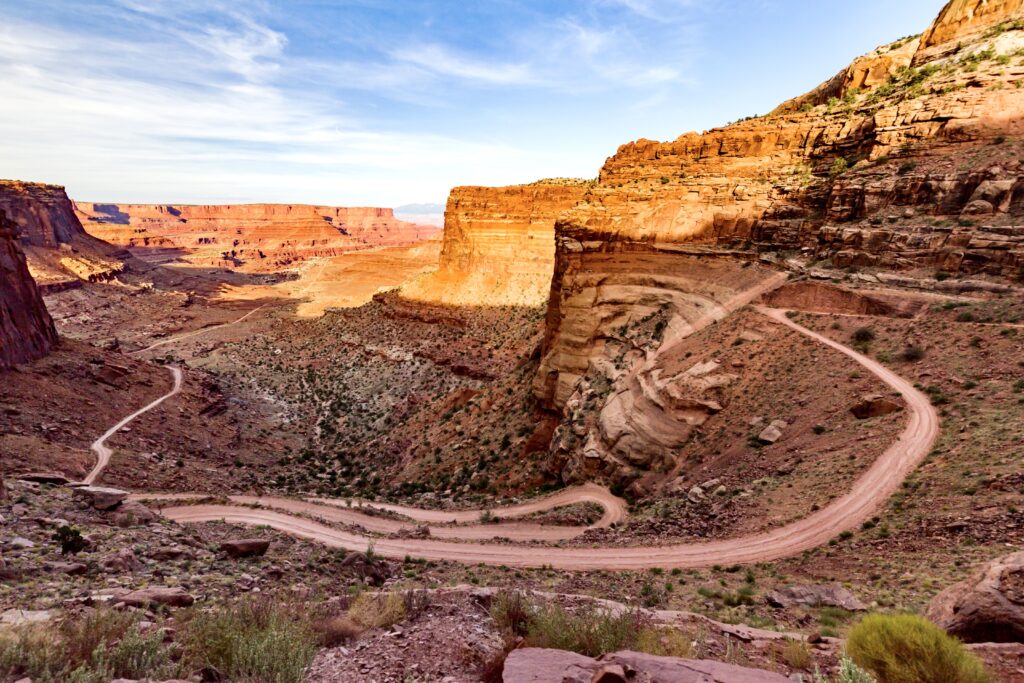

left=109, top=305, right=939, bottom=569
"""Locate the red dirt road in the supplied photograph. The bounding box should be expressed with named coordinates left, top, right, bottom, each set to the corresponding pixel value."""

left=139, top=306, right=939, bottom=569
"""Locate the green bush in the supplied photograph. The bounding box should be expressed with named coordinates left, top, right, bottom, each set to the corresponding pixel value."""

left=180, top=596, right=318, bottom=683
left=525, top=602, right=644, bottom=657
left=846, top=613, right=992, bottom=683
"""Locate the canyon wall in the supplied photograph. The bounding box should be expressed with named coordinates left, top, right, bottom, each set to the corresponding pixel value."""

left=75, top=202, right=439, bottom=272
left=0, top=209, right=58, bottom=369
left=401, top=182, right=589, bottom=306
left=532, top=0, right=1024, bottom=487
left=0, top=181, right=125, bottom=287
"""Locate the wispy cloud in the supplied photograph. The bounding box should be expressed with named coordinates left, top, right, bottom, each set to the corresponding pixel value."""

left=391, top=44, right=536, bottom=85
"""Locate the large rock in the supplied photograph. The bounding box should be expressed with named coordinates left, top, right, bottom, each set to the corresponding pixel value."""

left=765, top=584, right=867, bottom=611
left=18, top=472, right=70, bottom=485
left=850, top=395, right=904, bottom=420
left=502, top=648, right=790, bottom=683
left=220, top=538, right=271, bottom=559
left=106, top=501, right=159, bottom=527
left=72, top=486, right=128, bottom=510
left=119, top=586, right=195, bottom=608
left=925, top=551, right=1024, bottom=643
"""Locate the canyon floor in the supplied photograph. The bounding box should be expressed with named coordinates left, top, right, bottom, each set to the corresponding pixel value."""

left=3, top=248, right=1024, bottom=680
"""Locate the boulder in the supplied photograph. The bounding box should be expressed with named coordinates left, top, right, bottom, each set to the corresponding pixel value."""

left=341, top=551, right=389, bottom=586
left=46, top=561, right=88, bottom=575
left=119, top=586, right=195, bottom=608
left=850, top=395, right=903, bottom=420
left=502, top=648, right=790, bottom=682
left=102, top=549, right=141, bottom=573
left=220, top=538, right=271, bottom=559
left=1, top=609, right=53, bottom=626
left=107, top=501, right=159, bottom=527
left=757, top=420, right=787, bottom=445
left=18, top=472, right=70, bottom=485
left=72, top=486, right=128, bottom=511
left=925, top=551, right=1024, bottom=643
left=765, top=584, right=867, bottom=611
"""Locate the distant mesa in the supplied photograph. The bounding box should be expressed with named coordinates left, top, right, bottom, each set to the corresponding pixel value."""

left=73, top=202, right=441, bottom=272
left=395, top=202, right=445, bottom=227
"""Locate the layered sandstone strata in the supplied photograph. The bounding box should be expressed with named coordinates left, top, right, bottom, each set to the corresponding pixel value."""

left=0, top=181, right=125, bottom=287
left=0, top=209, right=58, bottom=368
left=75, top=202, right=439, bottom=272
left=401, top=182, right=589, bottom=306
left=534, top=0, right=1024, bottom=486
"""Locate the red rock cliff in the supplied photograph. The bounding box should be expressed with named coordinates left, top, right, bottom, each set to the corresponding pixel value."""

left=401, top=182, right=589, bottom=306
left=0, top=209, right=58, bottom=369
left=0, top=181, right=125, bottom=287
left=531, top=0, right=1024, bottom=485
left=75, top=202, right=439, bottom=272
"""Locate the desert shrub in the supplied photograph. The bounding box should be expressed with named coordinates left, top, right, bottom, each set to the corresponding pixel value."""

left=846, top=613, right=992, bottom=683
left=180, top=595, right=318, bottom=683
left=524, top=602, right=647, bottom=658
left=0, top=609, right=174, bottom=683
left=782, top=637, right=813, bottom=670
left=347, top=592, right=406, bottom=630
left=830, top=158, right=850, bottom=179
left=491, top=590, right=532, bottom=637
left=54, top=525, right=87, bottom=555
left=312, top=615, right=363, bottom=646
left=900, top=346, right=925, bottom=362
left=634, top=627, right=694, bottom=658
left=853, top=327, right=876, bottom=343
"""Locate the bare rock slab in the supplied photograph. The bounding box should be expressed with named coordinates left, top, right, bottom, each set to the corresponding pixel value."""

left=850, top=394, right=903, bottom=419
left=765, top=584, right=866, bottom=611
left=119, top=586, right=195, bottom=608
left=18, top=472, right=70, bottom=485
left=503, top=648, right=790, bottom=682
left=926, top=551, right=1024, bottom=643
left=72, top=485, right=128, bottom=510
left=220, top=538, right=271, bottom=558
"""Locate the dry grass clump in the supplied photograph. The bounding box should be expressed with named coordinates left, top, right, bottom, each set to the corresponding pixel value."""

left=346, top=592, right=407, bottom=630
left=846, top=614, right=992, bottom=683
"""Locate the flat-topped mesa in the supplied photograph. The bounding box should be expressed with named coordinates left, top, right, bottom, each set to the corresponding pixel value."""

left=74, top=202, right=440, bottom=272
left=0, top=181, right=125, bottom=288
left=0, top=209, right=58, bottom=369
left=532, top=1, right=1024, bottom=488
left=401, top=181, right=590, bottom=307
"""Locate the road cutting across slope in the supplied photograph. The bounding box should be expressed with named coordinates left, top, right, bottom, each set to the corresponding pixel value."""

left=84, top=366, right=183, bottom=485
left=134, top=305, right=939, bottom=569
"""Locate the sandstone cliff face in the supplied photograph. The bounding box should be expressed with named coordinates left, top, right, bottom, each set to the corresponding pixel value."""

left=401, top=182, right=589, bottom=306
left=533, top=0, right=1024, bottom=487
left=0, top=209, right=58, bottom=369
left=0, top=181, right=125, bottom=287
left=75, top=202, right=439, bottom=272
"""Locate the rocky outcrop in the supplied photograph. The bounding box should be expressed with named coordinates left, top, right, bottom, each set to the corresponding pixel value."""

left=75, top=202, right=439, bottom=272
left=0, top=209, right=58, bottom=369
left=920, top=0, right=1024, bottom=51
left=532, top=2, right=1024, bottom=488
left=502, top=648, right=789, bottom=683
left=0, top=181, right=125, bottom=286
left=401, top=182, right=589, bottom=306
left=764, top=584, right=867, bottom=611
left=925, top=551, right=1024, bottom=643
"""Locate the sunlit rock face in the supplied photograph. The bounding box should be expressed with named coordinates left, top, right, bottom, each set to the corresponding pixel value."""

left=401, top=182, right=589, bottom=307
left=532, top=0, right=1024, bottom=486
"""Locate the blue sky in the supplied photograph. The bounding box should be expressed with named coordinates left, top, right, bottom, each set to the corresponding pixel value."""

left=1, top=0, right=942, bottom=208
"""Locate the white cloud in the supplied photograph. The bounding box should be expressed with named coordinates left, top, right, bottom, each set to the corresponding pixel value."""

left=391, top=44, right=536, bottom=85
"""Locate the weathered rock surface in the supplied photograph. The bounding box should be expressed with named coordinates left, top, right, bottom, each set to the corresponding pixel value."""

left=119, top=586, right=195, bottom=608
left=219, top=538, right=271, bottom=558
left=72, top=486, right=128, bottom=510
left=106, top=500, right=159, bottom=527
left=850, top=395, right=904, bottom=419
left=402, top=182, right=588, bottom=306
left=765, top=584, right=867, bottom=611
left=0, top=209, right=58, bottom=369
left=0, top=180, right=125, bottom=287
left=75, top=202, right=438, bottom=272
left=532, top=1, right=1024, bottom=487
left=502, top=648, right=790, bottom=683
left=925, top=551, right=1024, bottom=642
